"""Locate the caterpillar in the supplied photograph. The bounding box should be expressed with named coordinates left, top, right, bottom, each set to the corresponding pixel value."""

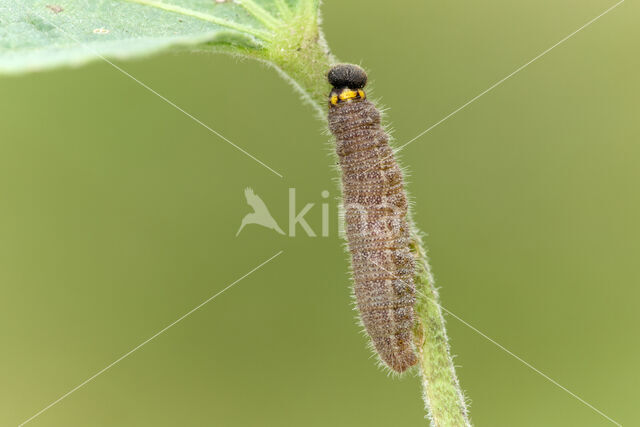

left=327, top=64, right=418, bottom=373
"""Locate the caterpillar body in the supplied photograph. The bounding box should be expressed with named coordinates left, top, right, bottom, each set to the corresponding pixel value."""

left=328, top=64, right=418, bottom=373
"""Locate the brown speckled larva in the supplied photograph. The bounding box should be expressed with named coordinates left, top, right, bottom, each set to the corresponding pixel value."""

left=328, top=64, right=418, bottom=372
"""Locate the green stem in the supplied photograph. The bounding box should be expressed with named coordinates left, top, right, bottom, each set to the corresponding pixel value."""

left=248, top=5, right=335, bottom=116
left=412, top=231, right=471, bottom=426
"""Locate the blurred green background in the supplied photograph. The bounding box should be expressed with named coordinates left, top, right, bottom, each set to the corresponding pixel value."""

left=1, top=1, right=638, bottom=426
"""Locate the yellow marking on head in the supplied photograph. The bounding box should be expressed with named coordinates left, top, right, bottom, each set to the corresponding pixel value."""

left=358, top=89, right=366, bottom=99
left=330, top=94, right=339, bottom=105
left=339, top=89, right=359, bottom=101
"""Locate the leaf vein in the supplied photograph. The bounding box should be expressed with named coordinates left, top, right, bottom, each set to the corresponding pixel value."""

left=121, top=0, right=273, bottom=41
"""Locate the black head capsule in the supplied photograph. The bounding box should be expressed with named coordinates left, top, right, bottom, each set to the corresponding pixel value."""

left=328, top=64, right=368, bottom=107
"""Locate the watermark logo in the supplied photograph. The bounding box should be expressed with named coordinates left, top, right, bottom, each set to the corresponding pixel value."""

left=236, top=187, right=285, bottom=236
left=236, top=187, right=410, bottom=239
left=236, top=188, right=334, bottom=237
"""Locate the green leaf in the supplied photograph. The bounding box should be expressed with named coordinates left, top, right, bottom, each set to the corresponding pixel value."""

left=0, top=0, right=315, bottom=74
left=0, top=0, right=332, bottom=113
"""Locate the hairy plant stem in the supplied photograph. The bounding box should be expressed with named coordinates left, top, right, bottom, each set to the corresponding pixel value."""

left=217, top=4, right=471, bottom=425
left=412, top=233, right=471, bottom=426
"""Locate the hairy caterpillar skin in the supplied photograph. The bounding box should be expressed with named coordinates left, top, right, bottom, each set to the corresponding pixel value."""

left=328, top=64, right=418, bottom=372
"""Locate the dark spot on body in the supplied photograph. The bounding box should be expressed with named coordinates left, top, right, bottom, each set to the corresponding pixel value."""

left=46, top=5, right=64, bottom=14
